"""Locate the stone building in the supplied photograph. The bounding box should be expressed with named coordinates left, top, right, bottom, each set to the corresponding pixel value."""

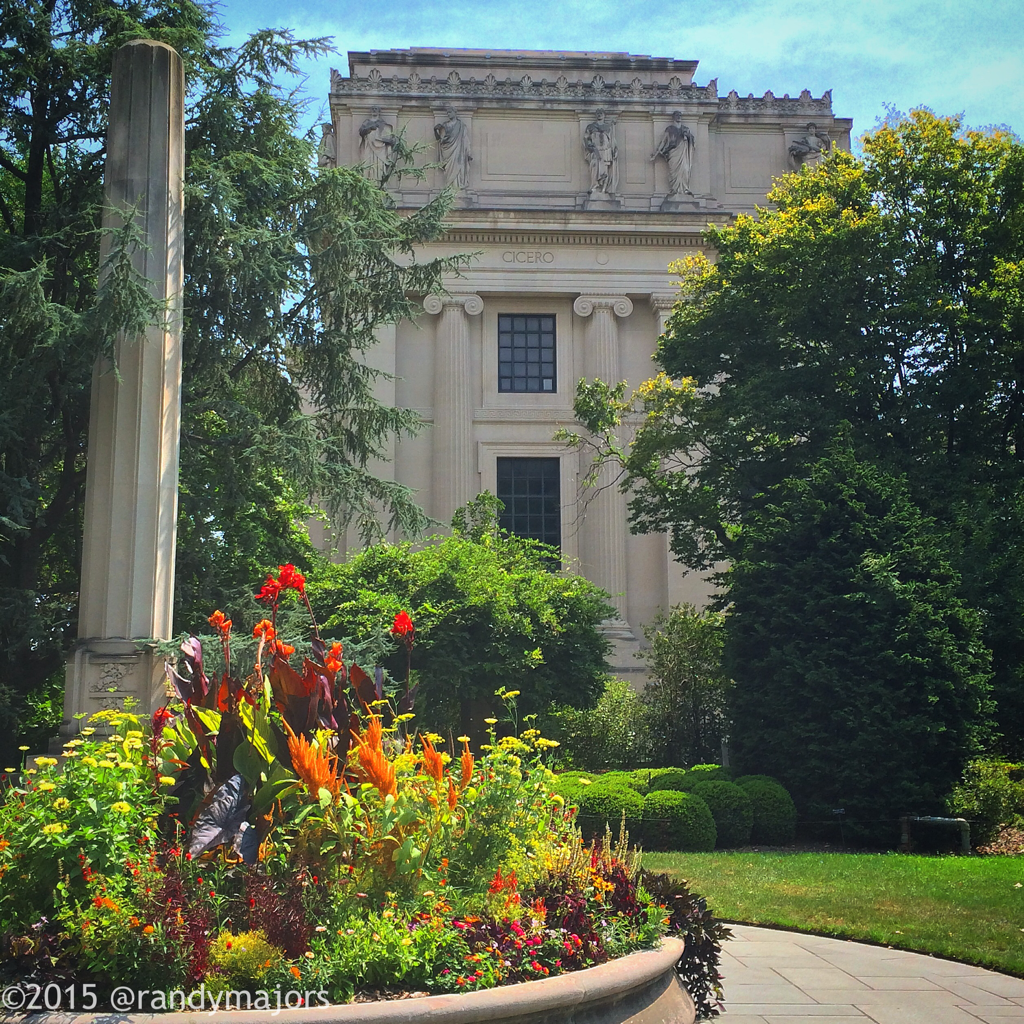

left=325, top=48, right=851, bottom=677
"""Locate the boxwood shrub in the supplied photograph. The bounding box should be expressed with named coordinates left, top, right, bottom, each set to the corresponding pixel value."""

left=642, top=791, right=717, bottom=851
left=576, top=781, right=644, bottom=842
left=688, top=780, right=754, bottom=848
left=647, top=767, right=692, bottom=793
left=735, top=777, right=797, bottom=845
left=595, top=770, right=646, bottom=793
left=684, top=764, right=733, bottom=784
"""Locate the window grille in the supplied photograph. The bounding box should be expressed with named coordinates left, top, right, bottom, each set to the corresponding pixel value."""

left=498, top=314, right=556, bottom=393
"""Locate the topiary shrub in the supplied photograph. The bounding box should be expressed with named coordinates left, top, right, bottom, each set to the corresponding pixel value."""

left=641, top=791, right=716, bottom=851
left=685, top=763, right=733, bottom=783
left=688, top=780, right=753, bottom=848
left=735, top=778, right=797, bottom=845
left=647, top=767, right=692, bottom=793
left=594, top=770, right=646, bottom=793
left=733, top=774, right=781, bottom=788
left=576, top=782, right=644, bottom=843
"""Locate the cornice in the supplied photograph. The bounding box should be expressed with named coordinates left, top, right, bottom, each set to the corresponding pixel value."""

left=330, top=68, right=836, bottom=116
left=439, top=227, right=706, bottom=249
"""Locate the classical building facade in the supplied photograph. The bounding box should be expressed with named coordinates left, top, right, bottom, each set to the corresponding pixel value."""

left=325, top=49, right=851, bottom=676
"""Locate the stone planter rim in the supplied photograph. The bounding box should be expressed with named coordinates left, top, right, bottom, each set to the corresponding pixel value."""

left=29, top=937, right=686, bottom=1024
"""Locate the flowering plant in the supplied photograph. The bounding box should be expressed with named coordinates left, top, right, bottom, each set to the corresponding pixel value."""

left=0, top=568, right=724, bottom=1013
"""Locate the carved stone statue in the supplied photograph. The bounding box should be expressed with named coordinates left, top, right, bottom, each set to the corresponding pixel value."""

left=358, top=106, right=397, bottom=182
left=653, top=111, right=695, bottom=195
left=583, top=109, right=618, bottom=195
left=788, top=122, right=831, bottom=169
left=434, top=106, right=471, bottom=190
left=317, top=122, right=336, bottom=168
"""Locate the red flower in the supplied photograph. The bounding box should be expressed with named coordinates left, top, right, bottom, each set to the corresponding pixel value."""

left=151, top=706, right=174, bottom=733
left=390, top=611, right=414, bottom=637
left=277, top=563, right=306, bottom=595
left=325, top=641, right=344, bottom=674
left=255, top=575, right=283, bottom=605
left=207, top=609, right=232, bottom=637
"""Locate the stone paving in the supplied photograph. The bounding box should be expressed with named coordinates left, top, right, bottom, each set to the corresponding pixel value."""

left=719, top=923, right=1024, bottom=1023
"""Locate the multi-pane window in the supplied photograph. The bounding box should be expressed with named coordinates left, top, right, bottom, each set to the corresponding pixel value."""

left=496, top=457, right=561, bottom=549
left=498, top=314, right=556, bottom=393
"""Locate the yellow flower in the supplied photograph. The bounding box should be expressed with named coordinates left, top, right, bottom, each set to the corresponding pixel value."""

left=401, top=937, right=413, bottom=946
left=484, top=718, right=498, bottom=725
left=37, top=781, right=56, bottom=792
left=158, top=776, right=177, bottom=786
left=34, top=757, right=57, bottom=767
left=81, top=757, right=97, bottom=768
left=110, top=802, right=132, bottom=814
left=97, top=761, right=115, bottom=769
left=42, top=823, right=64, bottom=836
left=53, top=797, right=71, bottom=811
left=18, top=745, right=28, bottom=751
left=81, top=728, right=95, bottom=736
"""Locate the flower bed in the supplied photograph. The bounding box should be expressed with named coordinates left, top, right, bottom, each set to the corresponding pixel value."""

left=0, top=567, right=725, bottom=1017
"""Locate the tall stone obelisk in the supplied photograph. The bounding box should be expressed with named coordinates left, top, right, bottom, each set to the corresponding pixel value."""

left=62, top=40, right=184, bottom=736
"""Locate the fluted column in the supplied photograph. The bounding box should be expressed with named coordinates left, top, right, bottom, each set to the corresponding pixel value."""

left=425, top=293, right=482, bottom=524
left=573, top=295, right=633, bottom=623
left=64, top=40, right=185, bottom=736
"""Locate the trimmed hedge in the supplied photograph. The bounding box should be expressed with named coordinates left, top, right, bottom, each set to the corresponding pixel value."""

left=594, top=770, right=646, bottom=793
left=576, top=782, right=644, bottom=842
left=688, top=780, right=754, bottom=848
left=647, top=767, right=692, bottom=793
left=684, top=764, right=733, bottom=784
left=642, top=791, right=717, bottom=852
left=735, top=777, right=797, bottom=845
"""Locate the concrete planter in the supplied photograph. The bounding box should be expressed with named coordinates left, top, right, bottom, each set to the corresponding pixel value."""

left=31, top=938, right=693, bottom=1024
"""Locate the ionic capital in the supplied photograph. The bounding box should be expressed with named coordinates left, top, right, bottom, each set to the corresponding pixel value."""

left=649, top=292, right=677, bottom=314
left=573, top=294, right=633, bottom=319
left=423, top=292, right=484, bottom=316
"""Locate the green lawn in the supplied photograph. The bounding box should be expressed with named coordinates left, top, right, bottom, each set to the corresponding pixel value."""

left=644, top=851, right=1024, bottom=976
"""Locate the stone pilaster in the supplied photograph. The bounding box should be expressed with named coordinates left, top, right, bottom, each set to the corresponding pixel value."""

left=63, top=40, right=184, bottom=736
left=650, top=292, right=677, bottom=337
left=425, top=293, right=483, bottom=524
left=573, top=295, right=634, bottom=633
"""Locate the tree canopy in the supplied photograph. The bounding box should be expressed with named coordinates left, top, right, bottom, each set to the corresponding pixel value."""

left=0, top=0, right=462, bottom=759
left=569, top=110, right=1024, bottom=757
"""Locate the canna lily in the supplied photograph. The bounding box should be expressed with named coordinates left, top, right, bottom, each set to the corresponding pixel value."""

left=390, top=611, right=414, bottom=638
left=253, top=619, right=276, bottom=641
left=207, top=609, right=232, bottom=637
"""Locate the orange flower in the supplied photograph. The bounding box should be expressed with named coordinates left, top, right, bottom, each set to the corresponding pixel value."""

left=352, top=715, right=397, bottom=800
left=207, top=609, right=232, bottom=637
left=271, top=639, right=296, bottom=659
left=447, top=776, right=458, bottom=811
left=253, top=619, right=276, bottom=641
left=460, top=738, right=474, bottom=791
left=325, top=641, right=344, bottom=674
left=284, top=722, right=339, bottom=799
left=420, top=734, right=444, bottom=786
left=142, top=924, right=155, bottom=935
left=290, top=965, right=301, bottom=980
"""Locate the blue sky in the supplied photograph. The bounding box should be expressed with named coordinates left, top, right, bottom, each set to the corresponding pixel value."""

left=212, top=0, right=1023, bottom=142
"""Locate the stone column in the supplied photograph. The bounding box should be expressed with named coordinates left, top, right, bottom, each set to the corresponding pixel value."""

left=63, top=40, right=184, bottom=736
left=650, top=292, right=677, bottom=337
left=424, top=293, right=483, bottom=525
left=573, top=295, right=633, bottom=633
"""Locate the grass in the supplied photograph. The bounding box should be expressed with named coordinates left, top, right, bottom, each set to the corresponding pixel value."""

left=644, top=851, right=1024, bottom=976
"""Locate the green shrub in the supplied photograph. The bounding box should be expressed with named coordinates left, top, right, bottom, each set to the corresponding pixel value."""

left=688, top=781, right=753, bottom=848
left=685, top=764, right=733, bottom=783
left=595, top=770, right=646, bottom=793
left=734, top=774, right=781, bottom=788
left=947, top=758, right=1024, bottom=846
left=648, top=767, right=692, bottom=792
left=736, top=778, right=797, bottom=845
left=627, top=768, right=675, bottom=794
left=641, top=791, right=716, bottom=852
left=576, top=782, right=644, bottom=842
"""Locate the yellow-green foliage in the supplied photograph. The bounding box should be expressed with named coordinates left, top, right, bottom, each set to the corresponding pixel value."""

left=209, top=930, right=284, bottom=986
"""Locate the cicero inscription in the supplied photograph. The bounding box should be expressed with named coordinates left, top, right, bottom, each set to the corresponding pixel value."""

left=502, top=250, right=555, bottom=264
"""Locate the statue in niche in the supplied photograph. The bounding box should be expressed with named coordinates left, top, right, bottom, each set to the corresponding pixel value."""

left=788, top=122, right=831, bottom=169
left=358, top=106, right=398, bottom=181
left=317, top=122, right=336, bottom=168
left=583, top=109, right=618, bottom=195
left=653, top=111, right=696, bottom=196
left=434, top=106, right=471, bottom=189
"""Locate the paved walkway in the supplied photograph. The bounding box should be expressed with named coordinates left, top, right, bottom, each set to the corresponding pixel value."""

left=719, top=923, right=1024, bottom=1023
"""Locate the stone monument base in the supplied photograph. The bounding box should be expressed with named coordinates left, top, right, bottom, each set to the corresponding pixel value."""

left=583, top=191, right=622, bottom=211
left=62, top=640, right=169, bottom=739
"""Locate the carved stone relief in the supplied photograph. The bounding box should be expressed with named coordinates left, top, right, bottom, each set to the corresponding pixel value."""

left=788, top=122, right=831, bottom=169
left=358, top=106, right=397, bottom=181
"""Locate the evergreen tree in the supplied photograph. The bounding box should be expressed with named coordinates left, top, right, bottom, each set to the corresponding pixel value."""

left=727, top=443, right=992, bottom=841
left=0, top=0, right=461, bottom=758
